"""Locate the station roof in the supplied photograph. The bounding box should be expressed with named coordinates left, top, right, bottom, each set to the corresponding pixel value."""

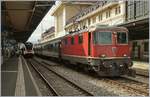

left=2, top=1, right=55, bottom=42
left=119, top=17, right=149, bottom=40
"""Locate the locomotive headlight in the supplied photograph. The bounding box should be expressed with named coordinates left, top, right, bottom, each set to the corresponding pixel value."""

left=101, top=54, right=106, bottom=58
left=123, top=54, right=127, bottom=57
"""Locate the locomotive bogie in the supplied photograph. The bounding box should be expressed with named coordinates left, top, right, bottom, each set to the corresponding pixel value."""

left=87, top=58, right=134, bottom=76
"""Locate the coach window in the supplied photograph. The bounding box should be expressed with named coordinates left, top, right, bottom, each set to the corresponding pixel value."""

left=55, top=43, right=58, bottom=51
left=55, top=43, right=58, bottom=48
left=78, top=35, right=83, bottom=44
left=50, top=44, right=53, bottom=48
left=71, top=37, right=74, bottom=45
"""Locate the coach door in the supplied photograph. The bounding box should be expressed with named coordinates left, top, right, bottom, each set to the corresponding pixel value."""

left=88, top=32, right=91, bottom=56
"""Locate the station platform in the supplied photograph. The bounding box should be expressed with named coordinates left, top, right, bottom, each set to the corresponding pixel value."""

left=132, top=61, right=149, bottom=76
left=1, top=56, right=41, bottom=96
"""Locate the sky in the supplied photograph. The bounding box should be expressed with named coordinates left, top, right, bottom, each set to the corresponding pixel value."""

left=27, top=6, right=55, bottom=44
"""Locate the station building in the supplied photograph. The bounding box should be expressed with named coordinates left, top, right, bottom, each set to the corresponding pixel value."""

left=47, top=1, right=148, bottom=61
left=65, top=1, right=126, bottom=31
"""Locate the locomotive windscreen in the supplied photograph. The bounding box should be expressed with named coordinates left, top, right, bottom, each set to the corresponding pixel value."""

left=93, top=32, right=112, bottom=44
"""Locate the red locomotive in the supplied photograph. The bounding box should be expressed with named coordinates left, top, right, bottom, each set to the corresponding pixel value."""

left=35, top=25, right=135, bottom=77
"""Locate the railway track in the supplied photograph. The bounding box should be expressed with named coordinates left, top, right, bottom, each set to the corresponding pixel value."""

left=32, top=57, right=149, bottom=96
left=121, top=74, right=149, bottom=84
left=105, top=78, right=149, bottom=96
left=27, top=59, right=60, bottom=96
left=29, top=58, right=94, bottom=96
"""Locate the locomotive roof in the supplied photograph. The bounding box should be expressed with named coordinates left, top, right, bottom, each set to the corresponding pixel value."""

left=65, top=25, right=128, bottom=37
left=88, top=25, right=128, bottom=32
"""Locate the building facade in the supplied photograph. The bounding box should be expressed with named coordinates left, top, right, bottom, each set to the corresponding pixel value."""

left=51, top=1, right=96, bottom=38
left=65, top=1, right=126, bottom=32
left=40, top=26, right=55, bottom=43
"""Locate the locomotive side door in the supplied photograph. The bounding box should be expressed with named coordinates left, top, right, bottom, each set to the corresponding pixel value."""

left=58, top=41, right=61, bottom=59
left=88, top=32, right=91, bottom=56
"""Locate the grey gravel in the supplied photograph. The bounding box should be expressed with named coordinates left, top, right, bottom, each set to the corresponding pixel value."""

left=34, top=57, right=117, bottom=96
left=34, top=57, right=148, bottom=96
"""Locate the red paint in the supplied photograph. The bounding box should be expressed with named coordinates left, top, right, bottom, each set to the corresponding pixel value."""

left=61, top=27, right=131, bottom=59
left=61, top=32, right=90, bottom=56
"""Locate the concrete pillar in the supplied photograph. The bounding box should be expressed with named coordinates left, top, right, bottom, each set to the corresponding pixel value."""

left=54, top=16, right=57, bottom=36
left=63, top=7, right=66, bottom=35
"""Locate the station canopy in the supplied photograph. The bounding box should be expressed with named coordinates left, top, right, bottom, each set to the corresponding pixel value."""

left=2, top=1, right=55, bottom=42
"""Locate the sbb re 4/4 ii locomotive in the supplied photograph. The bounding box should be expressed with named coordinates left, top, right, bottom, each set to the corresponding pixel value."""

left=35, top=25, right=136, bottom=77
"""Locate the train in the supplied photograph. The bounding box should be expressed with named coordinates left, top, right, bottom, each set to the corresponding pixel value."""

left=34, top=25, right=136, bottom=77
left=22, top=42, right=34, bottom=58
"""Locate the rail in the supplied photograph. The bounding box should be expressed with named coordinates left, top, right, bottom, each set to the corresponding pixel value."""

left=33, top=58, right=94, bottom=96
left=28, top=59, right=60, bottom=96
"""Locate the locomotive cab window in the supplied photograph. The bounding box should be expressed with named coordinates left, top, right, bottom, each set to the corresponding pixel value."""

left=93, top=32, right=112, bottom=44
left=117, top=32, right=128, bottom=44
